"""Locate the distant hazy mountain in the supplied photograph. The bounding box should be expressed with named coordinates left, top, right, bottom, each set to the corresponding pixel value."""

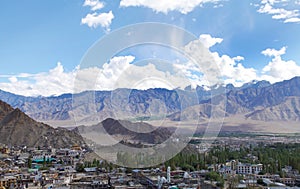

left=0, top=100, right=84, bottom=148
left=1, top=77, right=300, bottom=125
left=224, top=77, right=300, bottom=114
left=0, top=88, right=192, bottom=125
left=245, top=96, right=300, bottom=121
left=187, top=77, right=299, bottom=120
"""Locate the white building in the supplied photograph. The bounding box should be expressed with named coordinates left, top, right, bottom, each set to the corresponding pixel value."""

left=237, top=163, right=263, bottom=174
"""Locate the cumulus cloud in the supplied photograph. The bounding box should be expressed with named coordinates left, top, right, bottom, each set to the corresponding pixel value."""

left=81, top=0, right=114, bottom=31
left=111, top=63, right=189, bottom=90
left=2, top=36, right=300, bottom=97
left=81, top=11, right=114, bottom=31
left=120, top=0, right=222, bottom=14
left=0, top=62, right=75, bottom=97
left=75, top=56, right=190, bottom=93
left=8, top=76, right=18, bottom=83
left=260, top=47, right=300, bottom=83
left=0, top=56, right=191, bottom=97
left=212, top=53, right=257, bottom=87
left=174, top=34, right=258, bottom=87
left=261, top=46, right=286, bottom=57
left=179, top=35, right=300, bottom=87
left=199, top=34, right=223, bottom=49
left=257, top=0, right=300, bottom=23
left=173, top=60, right=207, bottom=88
left=83, top=0, right=104, bottom=11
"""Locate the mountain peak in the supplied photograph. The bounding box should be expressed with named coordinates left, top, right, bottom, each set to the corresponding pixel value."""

left=0, top=100, right=84, bottom=148
left=0, top=107, right=35, bottom=126
left=0, top=100, right=14, bottom=120
left=240, top=80, right=271, bottom=89
left=77, top=118, right=173, bottom=145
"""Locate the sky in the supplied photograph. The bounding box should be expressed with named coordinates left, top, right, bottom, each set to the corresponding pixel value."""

left=0, top=0, right=300, bottom=96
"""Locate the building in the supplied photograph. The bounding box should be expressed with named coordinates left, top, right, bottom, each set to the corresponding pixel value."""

left=237, top=163, right=263, bottom=174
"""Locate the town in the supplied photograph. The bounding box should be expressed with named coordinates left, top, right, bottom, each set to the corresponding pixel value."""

left=0, top=134, right=300, bottom=189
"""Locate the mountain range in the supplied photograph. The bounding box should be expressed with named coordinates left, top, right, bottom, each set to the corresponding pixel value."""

left=0, top=99, right=174, bottom=148
left=0, top=77, right=300, bottom=127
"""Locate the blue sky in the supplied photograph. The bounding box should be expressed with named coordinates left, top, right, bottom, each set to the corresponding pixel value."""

left=0, top=0, right=300, bottom=96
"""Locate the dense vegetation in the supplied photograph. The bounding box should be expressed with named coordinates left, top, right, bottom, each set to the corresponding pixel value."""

left=80, top=143, right=300, bottom=178
left=164, top=143, right=300, bottom=175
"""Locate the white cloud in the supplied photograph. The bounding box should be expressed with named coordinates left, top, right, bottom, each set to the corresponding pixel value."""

left=213, top=3, right=223, bottom=8
left=199, top=34, right=223, bottom=49
left=257, top=0, right=300, bottom=23
left=83, top=0, right=104, bottom=11
left=284, top=17, right=300, bottom=23
left=2, top=36, right=299, bottom=97
left=120, top=0, right=222, bottom=14
left=8, top=76, right=18, bottom=83
left=261, top=46, right=286, bottom=57
left=0, top=62, right=75, bottom=97
left=181, top=35, right=300, bottom=87
left=0, top=56, right=192, bottom=97
left=174, top=34, right=258, bottom=87
left=173, top=60, right=207, bottom=88
left=75, top=56, right=190, bottom=92
left=81, top=0, right=114, bottom=31
left=233, top=56, right=244, bottom=62
left=261, top=47, right=300, bottom=83
left=213, top=53, right=257, bottom=87
left=110, top=63, right=189, bottom=90
left=81, top=11, right=114, bottom=31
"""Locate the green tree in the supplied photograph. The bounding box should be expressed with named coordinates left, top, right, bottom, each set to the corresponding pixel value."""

left=27, top=156, right=32, bottom=168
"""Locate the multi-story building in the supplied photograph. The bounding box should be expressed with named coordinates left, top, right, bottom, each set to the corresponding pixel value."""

left=237, top=163, right=263, bottom=174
